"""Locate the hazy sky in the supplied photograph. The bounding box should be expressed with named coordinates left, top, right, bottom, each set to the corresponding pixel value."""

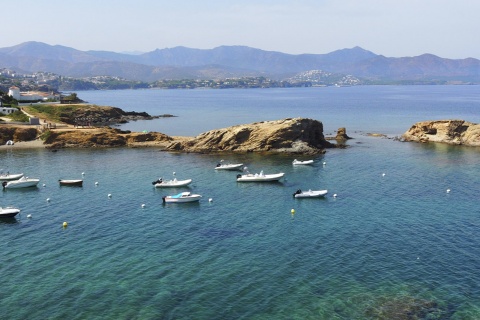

left=2, top=0, right=479, bottom=59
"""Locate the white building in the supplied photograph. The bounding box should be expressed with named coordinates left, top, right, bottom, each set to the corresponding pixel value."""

left=7, top=86, right=20, bottom=100
left=1, top=106, right=18, bottom=114
left=8, top=86, right=58, bottom=101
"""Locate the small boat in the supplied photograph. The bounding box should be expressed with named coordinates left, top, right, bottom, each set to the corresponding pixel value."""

left=0, top=173, right=24, bottom=181
left=152, top=178, right=192, bottom=188
left=162, top=192, right=202, bottom=203
left=292, top=159, right=314, bottom=165
left=215, top=161, right=244, bottom=171
left=2, top=176, right=40, bottom=189
left=59, top=179, right=83, bottom=187
left=0, top=206, right=21, bottom=218
left=236, top=171, right=285, bottom=182
left=293, top=189, right=328, bottom=198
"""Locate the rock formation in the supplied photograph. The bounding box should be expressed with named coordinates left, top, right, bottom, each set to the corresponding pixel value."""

left=401, top=120, right=480, bottom=146
left=335, top=127, right=352, bottom=140
left=43, top=128, right=172, bottom=149
left=165, top=118, right=334, bottom=154
left=0, top=127, right=38, bottom=144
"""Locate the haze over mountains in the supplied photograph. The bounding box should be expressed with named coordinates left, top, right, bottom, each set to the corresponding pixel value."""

left=0, top=41, right=479, bottom=83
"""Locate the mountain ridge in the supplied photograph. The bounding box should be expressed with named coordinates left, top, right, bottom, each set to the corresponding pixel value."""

left=0, top=41, right=478, bottom=83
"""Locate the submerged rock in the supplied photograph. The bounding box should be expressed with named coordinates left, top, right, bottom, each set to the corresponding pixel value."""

left=364, top=296, right=450, bottom=319
left=164, top=118, right=335, bottom=154
left=401, top=120, right=480, bottom=146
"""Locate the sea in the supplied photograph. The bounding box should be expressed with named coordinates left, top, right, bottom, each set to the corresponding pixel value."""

left=1, top=85, right=479, bottom=319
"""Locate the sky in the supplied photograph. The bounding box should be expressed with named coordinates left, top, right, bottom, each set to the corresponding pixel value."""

left=2, top=0, right=479, bottom=59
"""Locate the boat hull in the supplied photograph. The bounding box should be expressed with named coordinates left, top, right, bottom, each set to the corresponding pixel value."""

left=0, top=173, right=24, bottom=181
left=162, top=196, right=201, bottom=203
left=59, top=179, right=83, bottom=187
left=0, top=207, right=21, bottom=218
left=236, top=173, right=285, bottom=182
left=293, top=190, right=328, bottom=198
left=162, top=192, right=201, bottom=203
left=215, top=163, right=243, bottom=171
left=153, top=179, right=192, bottom=188
left=2, top=179, right=40, bottom=189
left=293, top=160, right=314, bottom=165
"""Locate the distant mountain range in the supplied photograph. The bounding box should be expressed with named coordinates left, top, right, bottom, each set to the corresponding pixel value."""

left=0, top=41, right=479, bottom=83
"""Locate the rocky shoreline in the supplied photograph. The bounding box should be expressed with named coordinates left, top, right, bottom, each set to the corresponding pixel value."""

left=401, top=120, right=480, bottom=146
left=0, top=116, right=338, bottom=154
left=2, top=103, right=479, bottom=151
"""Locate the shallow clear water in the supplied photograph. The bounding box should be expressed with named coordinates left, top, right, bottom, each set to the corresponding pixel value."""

left=1, top=86, right=479, bottom=319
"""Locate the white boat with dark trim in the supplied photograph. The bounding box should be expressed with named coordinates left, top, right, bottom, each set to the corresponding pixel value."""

left=59, top=179, right=83, bottom=187
left=215, top=161, right=244, bottom=171
left=293, top=189, right=328, bottom=198
left=236, top=171, right=285, bottom=182
left=152, top=178, right=192, bottom=188
left=292, top=159, right=314, bottom=165
left=0, top=173, right=24, bottom=181
left=162, top=192, right=202, bottom=203
left=0, top=206, right=21, bottom=218
left=2, top=176, right=40, bottom=189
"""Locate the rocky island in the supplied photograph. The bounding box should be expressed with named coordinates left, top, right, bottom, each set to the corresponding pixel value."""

left=165, top=118, right=334, bottom=154
left=401, top=120, right=480, bottom=146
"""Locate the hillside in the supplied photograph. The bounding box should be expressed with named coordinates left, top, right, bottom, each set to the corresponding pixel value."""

left=0, top=41, right=479, bottom=83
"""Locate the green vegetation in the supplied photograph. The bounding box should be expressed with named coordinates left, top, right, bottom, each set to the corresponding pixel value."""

left=5, top=110, right=29, bottom=122
left=58, top=78, right=149, bottom=91
left=24, top=104, right=90, bottom=123
left=61, top=93, right=83, bottom=103
left=39, top=129, right=53, bottom=142
left=0, top=90, right=18, bottom=106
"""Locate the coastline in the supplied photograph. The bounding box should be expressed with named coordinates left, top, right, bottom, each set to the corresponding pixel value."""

left=0, top=135, right=192, bottom=150
left=0, top=139, right=46, bottom=149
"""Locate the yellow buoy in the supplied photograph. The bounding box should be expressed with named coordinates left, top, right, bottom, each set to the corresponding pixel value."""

left=291, top=209, right=295, bottom=214
left=63, top=221, right=68, bottom=228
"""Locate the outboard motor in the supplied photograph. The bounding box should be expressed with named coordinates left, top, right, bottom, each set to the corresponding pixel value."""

left=2, top=181, right=7, bottom=189
left=162, top=196, right=166, bottom=203
left=236, top=174, right=242, bottom=179
left=293, top=189, right=302, bottom=197
left=216, top=163, right=221, bottom=167
left=152, top=178, right=163, bottom=185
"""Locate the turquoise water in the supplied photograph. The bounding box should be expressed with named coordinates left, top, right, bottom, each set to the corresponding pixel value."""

left=1, top=86, right=480, bottom=319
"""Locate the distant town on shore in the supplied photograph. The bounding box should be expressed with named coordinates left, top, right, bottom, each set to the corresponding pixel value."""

left=1, top=42, right=478, bottom=93
left=0, top=68, right=474, bottom=99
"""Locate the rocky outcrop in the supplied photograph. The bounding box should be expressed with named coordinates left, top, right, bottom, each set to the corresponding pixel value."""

left=401, top=120, right=480, bottom=146
left=0, top=127, right=38, bottom=144
left=335, top=127, right=352, bottom=140
left=43, top=128, right=173, bottom=149
left=23, top=104, right=163, bottom=126
left=164, top=118, right=334, bottom=154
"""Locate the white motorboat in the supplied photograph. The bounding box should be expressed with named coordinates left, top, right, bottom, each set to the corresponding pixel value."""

left=2, top=176, right=40, bottom=189
left=292, top=159, right=314, bottom=165
left=0, top=206, right=21, bottom=218
left=293, top=189, right=328, bottom=198
left=215, top=161, right=244, bottom=171
left=236, top=171, right=285, bottom=182
left=152, top=178, right=192, bottom=188
left=162, top=192, right=202, bottom=203
left=0, top=172, right=24, bottom=181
